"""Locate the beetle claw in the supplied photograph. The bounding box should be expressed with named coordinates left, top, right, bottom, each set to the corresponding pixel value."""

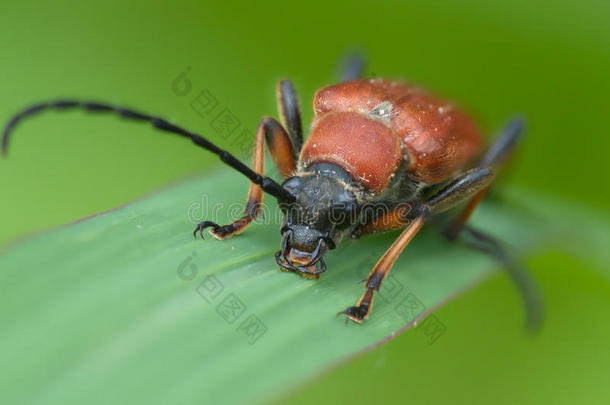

left=193, top=221, right=221, bottom=240
left=337, top=306, right=367, bottom=324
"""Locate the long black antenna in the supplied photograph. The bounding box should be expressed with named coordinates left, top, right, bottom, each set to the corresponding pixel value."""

left=1, top=100, right=295, bottom=202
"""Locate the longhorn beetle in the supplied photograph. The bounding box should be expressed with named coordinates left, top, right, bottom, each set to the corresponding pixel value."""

left=1, top=56, right=542, bottom=327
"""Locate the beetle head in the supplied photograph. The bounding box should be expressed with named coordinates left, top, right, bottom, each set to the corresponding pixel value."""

left=275, top=163, right=358, bottom=278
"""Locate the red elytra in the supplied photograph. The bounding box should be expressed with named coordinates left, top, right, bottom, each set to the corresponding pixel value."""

left=303, top=79, right=483, bottom=191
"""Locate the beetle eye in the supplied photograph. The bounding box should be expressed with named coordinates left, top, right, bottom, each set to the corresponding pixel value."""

left=281, top=177, right=303, bottom=194
left=322, top=234, right=337, bottom=250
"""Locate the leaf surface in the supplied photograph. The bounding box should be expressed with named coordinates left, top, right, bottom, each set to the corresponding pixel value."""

left=0, top=169, right=607, bottom=405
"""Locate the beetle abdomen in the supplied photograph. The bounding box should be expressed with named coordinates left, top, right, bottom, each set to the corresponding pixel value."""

left=300, top=111, right=402, bottom=193
left=310, top=79, right=483, bottom=185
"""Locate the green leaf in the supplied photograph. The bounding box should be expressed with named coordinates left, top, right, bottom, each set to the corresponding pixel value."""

left=0, top=169, right=608, bottom=405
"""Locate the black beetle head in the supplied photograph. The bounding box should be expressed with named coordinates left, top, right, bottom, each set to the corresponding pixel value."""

left=275, top=164, right=358, bottom=278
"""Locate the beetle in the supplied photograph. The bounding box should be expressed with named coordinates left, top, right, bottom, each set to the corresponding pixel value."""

left=1, top=56, right=541, bottom=326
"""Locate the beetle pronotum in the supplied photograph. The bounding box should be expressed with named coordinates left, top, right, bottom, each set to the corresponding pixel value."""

left=2, top=56, right=542, bottom=326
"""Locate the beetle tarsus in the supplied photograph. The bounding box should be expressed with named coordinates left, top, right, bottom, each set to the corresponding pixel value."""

left=337, top=305, right=367, bottom=324
left=339, top=288, right=374, bottom=323
left=193, top=221, right=229, bottom=240
left=209, top=225, right=235, bottom=240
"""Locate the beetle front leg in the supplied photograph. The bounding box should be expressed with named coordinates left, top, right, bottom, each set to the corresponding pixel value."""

left=194, top=117, right=296, bottom=240
left=339, top=215, right=425, bottom=322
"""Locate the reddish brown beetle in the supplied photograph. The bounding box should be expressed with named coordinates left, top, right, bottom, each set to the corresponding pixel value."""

left=1, top=56, right=541, bottom=326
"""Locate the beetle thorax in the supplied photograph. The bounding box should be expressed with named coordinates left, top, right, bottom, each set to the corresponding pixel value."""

left=281, top=163, right=359, bottom=249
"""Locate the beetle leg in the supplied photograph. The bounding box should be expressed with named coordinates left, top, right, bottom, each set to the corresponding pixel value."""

left=426, top=167, right=495, bottom=215
left=428, top=121, right=541, bottom=331
left=264, top=117, right=298, bottom=179
left=276, top=79, right=303, bottom=156
left=339, top=215, right=425, bottom=323
left=444, top=118, right=524, bottom=240
left=340, top=167, right=495, bottom=323
left=339, top=51, right=366, bottom=82
left=194, top=117, right=296, bottom=239
left=351, top=203, right=413, bottom=239
left=458, top=224, right=544, bottom=331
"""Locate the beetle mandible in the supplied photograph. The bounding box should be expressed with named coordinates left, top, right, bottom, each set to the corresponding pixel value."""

left=1, top=56, right=541, bottom=325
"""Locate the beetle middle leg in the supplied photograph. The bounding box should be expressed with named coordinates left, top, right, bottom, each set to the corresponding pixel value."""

left=340, top=167, right=495, bottom=322
left=351, top=203, right=413, bottom=238
left=435, top=119, right=542, bottom=330
left=194, top=117, right=297, bottom=239
left=444, top=118, right=524, bottom=240
left=339, top=51, right=366, bottom=82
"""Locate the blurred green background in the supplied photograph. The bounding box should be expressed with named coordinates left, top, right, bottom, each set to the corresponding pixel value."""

left=1, top=0, right=609, bottom=404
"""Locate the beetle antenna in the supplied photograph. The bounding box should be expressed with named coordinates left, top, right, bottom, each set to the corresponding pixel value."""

left=1, top=100, right=295, bottom=202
